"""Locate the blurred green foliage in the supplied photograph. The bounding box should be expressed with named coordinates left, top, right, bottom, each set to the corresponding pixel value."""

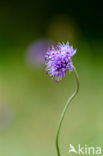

left=0, top=39, right=103, bottom=156
left=0, top=0, right=103, bottom=155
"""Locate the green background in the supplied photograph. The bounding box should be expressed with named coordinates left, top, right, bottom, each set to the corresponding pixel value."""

left=0, top=0, right=103, bottom=155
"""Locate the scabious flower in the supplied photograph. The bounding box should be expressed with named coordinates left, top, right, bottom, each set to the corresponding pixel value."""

left=45, top=42, right=77, bottom=81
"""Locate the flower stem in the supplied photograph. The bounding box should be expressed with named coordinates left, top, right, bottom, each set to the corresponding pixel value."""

left=56, top=66, right=79, bottom=156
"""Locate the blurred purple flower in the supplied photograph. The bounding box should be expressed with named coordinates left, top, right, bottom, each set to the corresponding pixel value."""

left=45, top=42, right=76, bottom=81
left=25, top=39, right=52, bottom=68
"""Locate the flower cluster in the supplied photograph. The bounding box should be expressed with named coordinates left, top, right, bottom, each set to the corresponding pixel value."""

left=45, top=42, right=77, bottom=81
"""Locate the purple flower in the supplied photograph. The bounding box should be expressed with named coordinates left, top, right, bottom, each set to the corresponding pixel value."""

left=45, top=42, right=77, bottom=81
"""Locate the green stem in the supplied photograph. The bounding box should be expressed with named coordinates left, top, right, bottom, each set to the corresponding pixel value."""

left=56, top=66, right=79, bottom=156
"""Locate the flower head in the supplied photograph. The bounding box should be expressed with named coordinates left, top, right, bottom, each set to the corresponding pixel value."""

left=45, top=42, right=77, bottom=81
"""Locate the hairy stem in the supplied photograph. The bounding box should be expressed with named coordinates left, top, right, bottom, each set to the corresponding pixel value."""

left=56, top=66, right=79, bottom=156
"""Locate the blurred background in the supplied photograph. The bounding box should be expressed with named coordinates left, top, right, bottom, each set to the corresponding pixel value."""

left=0, top=0, right=103, bottom=155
